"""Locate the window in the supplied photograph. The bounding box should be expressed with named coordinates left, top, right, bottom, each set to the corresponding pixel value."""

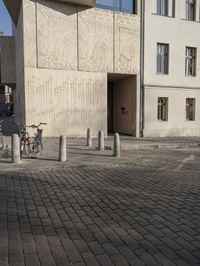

left=186, top=0, right=196, bottom=21
left=157, top=43, right=169, bottom=74
left=158, top=97, right=168, bottom=121
left=96, top=0, right=136, bottom=14
left=185, top=47, right=196, bottom=76
left=157, top=0, right=168, bottom=16
left=186, top=98, right=195, bottom=121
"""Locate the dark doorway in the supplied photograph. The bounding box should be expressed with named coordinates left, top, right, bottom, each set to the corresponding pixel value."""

left=108, top=82, right=114, bottom=133
left=107, top=74, right=137, bottom=136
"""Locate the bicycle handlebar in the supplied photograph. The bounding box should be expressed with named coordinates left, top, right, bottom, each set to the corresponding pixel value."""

left=26, top=122, right=47, bottom=129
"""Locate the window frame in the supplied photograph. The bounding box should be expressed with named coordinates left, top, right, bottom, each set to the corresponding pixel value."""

left=157, top=43, right=169, bottom=75
left=96, top=0, right=136, bottom=14
left=157, top=0, right=168, bottom=16
left=185, top=47, right=196, bottom=77
left=186, top=0, right=196, bottom=21
left=157, top=97, right=169, bottom=121
left=186, top=98, right=195, bottom=121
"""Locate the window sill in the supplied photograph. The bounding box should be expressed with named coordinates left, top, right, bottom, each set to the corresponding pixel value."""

left=181, top=18, right=200, bottom=23
left=185, top=75, right=196, bottom=78
left=151, top=13, right=174, bottom=19
left=156, top=73, right=169, bottom=76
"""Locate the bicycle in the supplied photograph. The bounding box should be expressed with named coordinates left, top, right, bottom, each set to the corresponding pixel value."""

left=0, top=120, right=4, bottom=150
left=20, top=122, right=47, bottom=158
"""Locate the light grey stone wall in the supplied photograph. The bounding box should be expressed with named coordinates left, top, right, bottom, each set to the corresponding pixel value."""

left=15, top=3, right=26, bottom=127
left=22, top=0, right=140, bottom=74
left=143, top=0, right=200, bottom=137
left=114, top=13, right=140, bottom=74
left=25, top=68, right=107, bottom=137
left=36, top=0, right=78, bottom=70
left=144, top=86, right=200, bottom=137
left=0, top=37, right=16, bottom=84
left=78, top=7, right=114, bottom=73
left=13, top=0, right=140, bottom=137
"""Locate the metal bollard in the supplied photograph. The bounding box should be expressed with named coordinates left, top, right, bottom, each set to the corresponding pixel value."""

left=86, top=128, right=92, bottom=147
left=12, top=134, right=20, bottom=163
left=113, top=133, right=120, bottom=157
left=59, top=135, right=67, bottom=162
left=98, top=130, right=104, bottom=151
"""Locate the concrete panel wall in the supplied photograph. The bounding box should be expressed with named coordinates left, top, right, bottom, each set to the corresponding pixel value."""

left=36, top=0, right=78, bottom=70
left=144, top=86, right=200, bottom=137
left=15, top=3, right=26, bottom=127
left=12, top=0, right=140, bottom=137
left=78, top=7, right=114, bottom=73
left=23, top=0, right=37, bottom=67
left=25, top=67, right=107, bottom=137
left=15, top=3, right=24, bottom=80
left=113, top=76, right=136, bottom=135
left=22, top=0, right=140, bottom=75
left=0, top=37, right=16, bottom=84
left=114, top=13, right=140, bottom=74
left=14, top=70, right=25, bottom=127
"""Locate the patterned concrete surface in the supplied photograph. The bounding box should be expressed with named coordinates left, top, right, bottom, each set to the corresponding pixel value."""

left=0, top=141, right=200, bottom=265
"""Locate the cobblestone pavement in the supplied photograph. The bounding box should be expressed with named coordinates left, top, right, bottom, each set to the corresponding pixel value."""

left=0, top=146, right=200, bottom=265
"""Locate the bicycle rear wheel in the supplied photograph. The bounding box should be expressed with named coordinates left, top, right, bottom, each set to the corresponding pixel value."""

left=24, top=138, right=43, bottom=158
left=0, top=132, right=4, bottom=150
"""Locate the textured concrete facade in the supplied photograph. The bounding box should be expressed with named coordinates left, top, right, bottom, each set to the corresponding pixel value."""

left=9, top=0, right=140, bottom=137
left=14, top=3, right=25, bottom=127
left=25, top=68, right=107, bottom=137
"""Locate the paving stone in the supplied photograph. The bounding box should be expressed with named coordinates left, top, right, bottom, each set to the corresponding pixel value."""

left=24, top=255, right=40, bottom=266
left=1, top=146, right=200, bottom=265
left=153, top=253, right=176, bottom=266
left=62, top=239, right=83, bottom=264
left=82, top=252, right=100, bottom=266
left=177, top=249, right=200, bottom=265
left=88, top=241, right=104, bottom=255
left=110, top=254, right=129, bottom=266
left=74, top=239, right=89, bottom=253
left=96, top=254, right=115, bottom=266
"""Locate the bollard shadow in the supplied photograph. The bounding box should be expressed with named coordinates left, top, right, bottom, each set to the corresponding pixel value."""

left=69, top=151, right=112, bottom=157
left=34, top=158, right=58, bottom=162
left=0, top=149, right=11, bottom=163
left=20, top=156, right=58, bottom=162
left=0, top=159, right=10, bottom=164
left=67, top=146, right=94, bottom=151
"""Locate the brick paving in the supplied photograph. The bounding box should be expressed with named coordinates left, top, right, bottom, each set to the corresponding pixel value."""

left=0, top=147, right=200, bottom=266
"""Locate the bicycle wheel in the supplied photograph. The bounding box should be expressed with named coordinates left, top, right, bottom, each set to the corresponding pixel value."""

left=24, top=138, right=43, bottom=158
left=20, top=139, right=26, bottom=158
left=0, top=132, right=4, bottom=150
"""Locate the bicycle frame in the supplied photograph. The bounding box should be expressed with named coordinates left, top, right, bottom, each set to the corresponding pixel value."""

left=19, top=122, right=47, bottom=158
left=0, top=120, right=4, bottom=150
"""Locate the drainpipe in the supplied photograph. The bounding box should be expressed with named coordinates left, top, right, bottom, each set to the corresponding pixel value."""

left=140, top=0, right=145, bottom=137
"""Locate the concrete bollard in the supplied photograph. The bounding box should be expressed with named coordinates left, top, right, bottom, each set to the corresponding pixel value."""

left=98, top=130, right=104, bottom=151
left=86, top=128, right=92, bottom=147
left=59, top=135, right=67, bottom=162
left=12, top=134, right=20, bottom=163
left=114, top=133, right=120, bottom=157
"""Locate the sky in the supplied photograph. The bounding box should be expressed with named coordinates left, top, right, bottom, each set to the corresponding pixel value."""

left=0, top=0, right=12, bottom=36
